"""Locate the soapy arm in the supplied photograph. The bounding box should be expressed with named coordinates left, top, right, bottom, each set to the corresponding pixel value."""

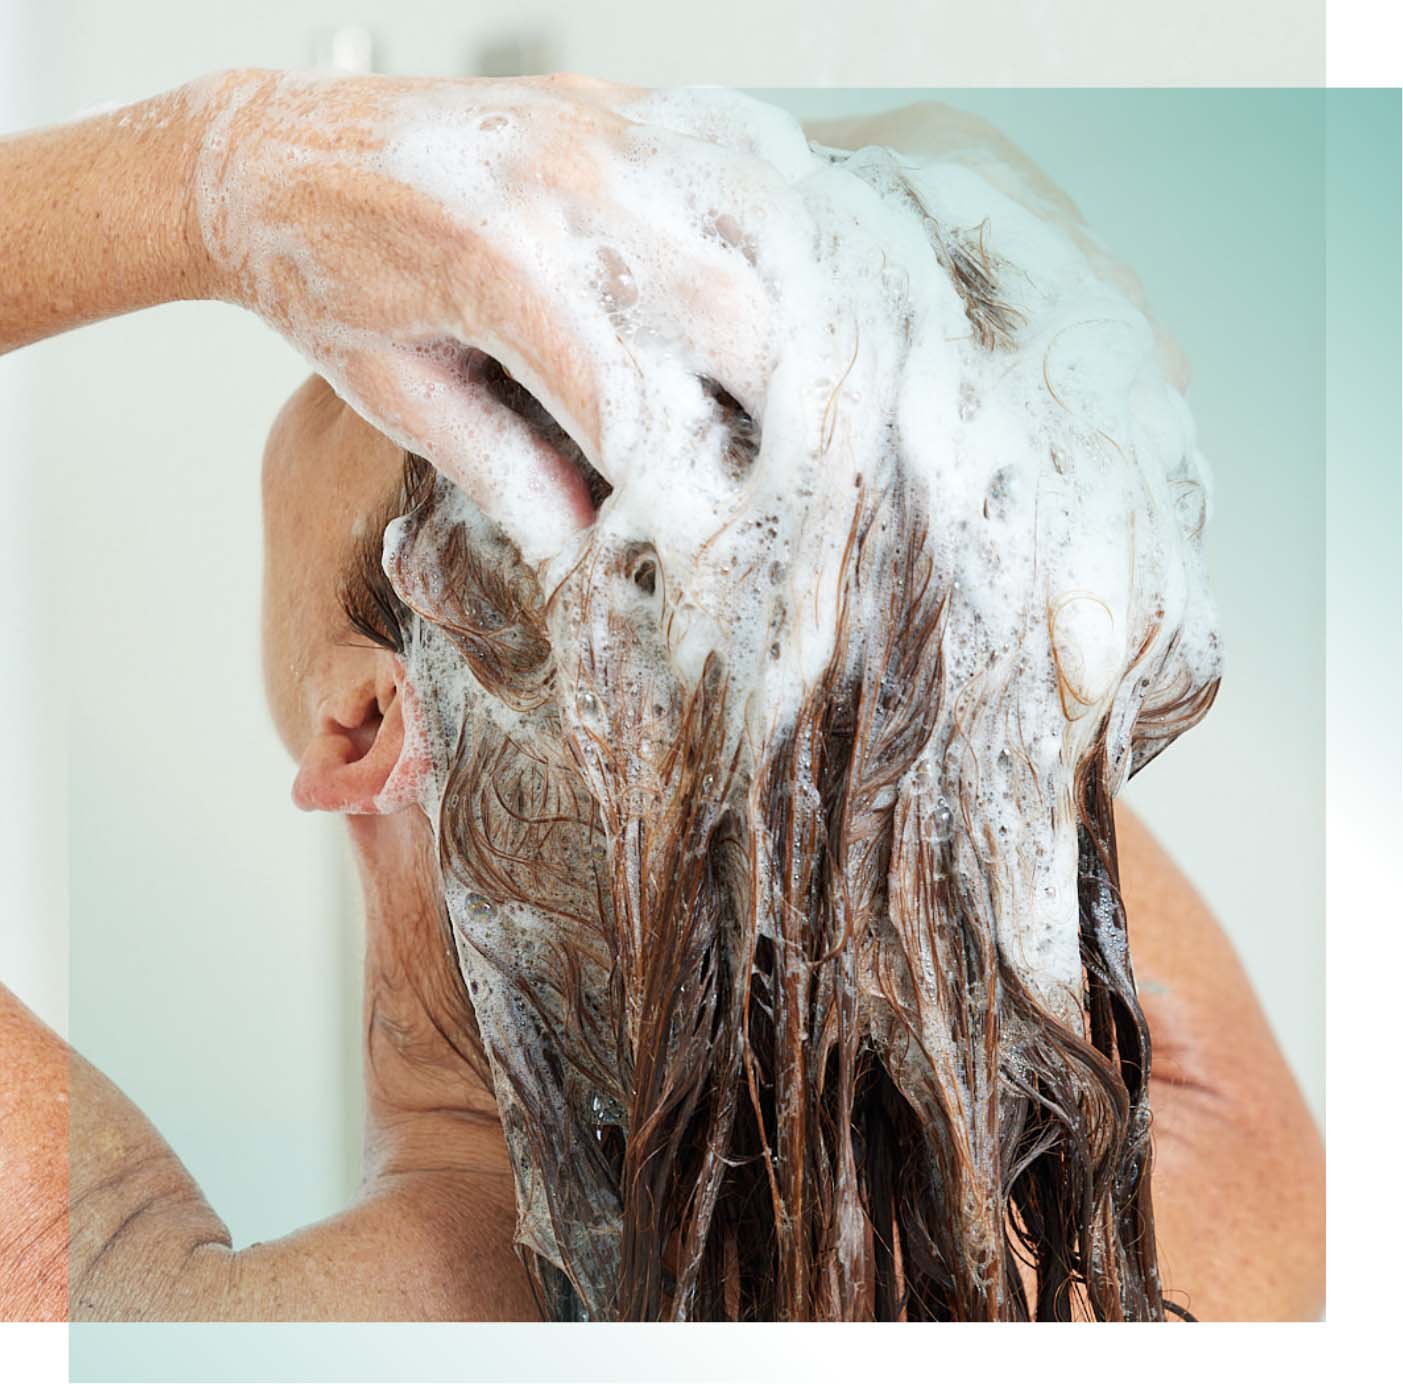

left=0, top=69, right=622, bottom=539
left=1, top=71, right=780, bottom=564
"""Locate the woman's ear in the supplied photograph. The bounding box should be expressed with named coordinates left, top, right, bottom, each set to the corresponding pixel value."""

left=291, top=672, right=425, bottom=815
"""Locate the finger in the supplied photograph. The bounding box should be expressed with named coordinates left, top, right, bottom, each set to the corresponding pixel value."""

left=333, top=343, right=597, bottom=565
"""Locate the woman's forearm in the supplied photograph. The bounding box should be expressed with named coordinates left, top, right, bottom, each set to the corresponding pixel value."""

left=0, top=82, right=216, bottom=353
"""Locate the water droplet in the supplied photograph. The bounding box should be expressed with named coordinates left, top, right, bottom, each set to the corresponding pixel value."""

left=931, top=797, right=954, bottom=844
left=594, top=245, right=638, bottom=315
left=588, top=1090, right=626, bottom=1130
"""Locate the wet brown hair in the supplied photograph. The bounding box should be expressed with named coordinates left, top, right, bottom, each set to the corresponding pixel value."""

left=342, top=433, right=1216, bottom=1322
left=334, top=131, right=1224, bottom=1316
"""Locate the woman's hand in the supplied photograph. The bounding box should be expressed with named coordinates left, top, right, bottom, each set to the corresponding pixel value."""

left=186, top=70, right=793, bottom=557
left=3, top=70, right=796, bottom=558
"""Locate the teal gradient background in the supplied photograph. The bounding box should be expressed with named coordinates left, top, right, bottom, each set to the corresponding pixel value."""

left=67, top=84, right=1392, bottom=1378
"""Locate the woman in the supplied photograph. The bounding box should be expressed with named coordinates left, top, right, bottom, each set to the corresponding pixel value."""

left=0, top=70, right=1323, bottom=1321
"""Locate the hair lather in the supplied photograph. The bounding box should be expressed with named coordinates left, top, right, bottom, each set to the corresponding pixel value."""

left=373, top=99, right=1222, bottom=1321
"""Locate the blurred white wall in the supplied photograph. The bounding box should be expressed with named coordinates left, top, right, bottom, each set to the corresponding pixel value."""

left=4, top=0, right=1322, bottom=114
left=1, top=2, right=1324, bottom=1249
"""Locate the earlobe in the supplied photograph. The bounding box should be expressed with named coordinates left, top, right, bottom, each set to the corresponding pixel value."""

left=291, top=681, right=424, bottom=815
